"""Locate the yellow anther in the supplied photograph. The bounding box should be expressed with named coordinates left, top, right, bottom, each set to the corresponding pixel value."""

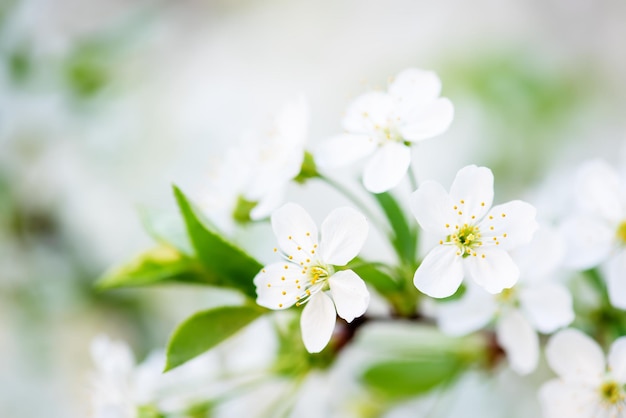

left=288, top=255, right=293, bottom=260
left=489, top=215, right=493, bottom=220
left=279, top=303, right=283, bottom=308
left=501, top=213, right=506, bottom=218
left=503, top=233, right=507, bottom=238
left=288, top=235, right=292, bottom=240
left=445, top=223, right=450, bottom=228
left=273, top=248, right=277, bottom=252
left=481, top=254, right=486, bottom=258
left=281, top=276, right=285, bottom=281
left=460, top=200, right=465, bottom=204
left=267, top=284, right=271, bottom=287
left=481, top=202, right=485, bottom=206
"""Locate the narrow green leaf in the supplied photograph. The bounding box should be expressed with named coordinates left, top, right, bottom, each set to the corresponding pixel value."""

left=373, top=192, right=417, bottom=265
left=165, top=305, right=265, bottom=371
left=362, top=357, right=463, bottom=399
left=97, top=245, right=208, bottom=290
left=140, top=207, right=193, bottom=255
left=173, top=186, right=262, bottom=298
left=350, top=262, right=401, bottom=295
left=358, top=323, right=487, bottom=399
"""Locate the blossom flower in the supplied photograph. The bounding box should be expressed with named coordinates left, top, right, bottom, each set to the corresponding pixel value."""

left=254, top=202, right=370, bottom=353
left=436, top=227, right=574, bottom=375
left=539, top=328, right=626, bottom=418
left=315, top=68, right=454, bottom=193
left=200, top=97, right=309, bottom=230
left=411, top=165, right=538, bottom=298
left=560, top=159, right=626, bottom=309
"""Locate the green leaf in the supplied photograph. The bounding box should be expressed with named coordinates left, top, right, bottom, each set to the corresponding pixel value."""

left=97, top=245, right=209, bottom=290
left=362, top=356, right=463, bottom=399
left=165, top=305, right=265, bottom=371
left=173, top=185, right=262, bottom=298
left=358, top=323, right=487, bottom=399
left=373, top=192, right=417, bottom=266
left=140, top=207, right=193, bottom=255
left=350, top=262, right=401, bottom=296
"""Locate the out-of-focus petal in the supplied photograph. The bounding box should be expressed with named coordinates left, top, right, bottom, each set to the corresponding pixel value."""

left=436, top=284, right=496, bottom=336
left=314, top=133, right=377, bottom=168
left=388, top=68, right=442, bottom=111
left=300, top=292, right=337, bottom=353
left=608, top=336, right=626, bottom=383
left=545, top=328, right=605, bottom=385
left=319, top=207, right=368, bottom=266
left=576, top=159, right=623, bottom=224
left=511, top=226, right=565, bottom=282
left=399, top=98, right=454, bottom=142
left=362, top=142, right=411, bottom=193
left=342, top=91, right=395, bottom=134
left=519, top=282, right=574, bottom=333
left=560, top=215, right=614, bottom=270
left=606, top=249, right=626, bottom=310
left=329, top=270, right=369, bottom=323
left=539, top=380, right=596, bottom=418
left=414, top=245, right=464, bottom=298
left=496, top=310, right=539, bottom=375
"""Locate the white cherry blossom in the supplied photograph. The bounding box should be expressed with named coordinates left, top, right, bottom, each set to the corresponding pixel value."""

left=315, top=68, right=454, bottom=193
left=539, top=328, right=626, bottom=418
left=411, top=165, right=538, bottom=298
left=560, top=159, right=626, bottom=309
left=436, top=227, right=574, bottom=375
left=199, top=97, right=309, bottom=230
left=254, top=203, right=370, bottom=353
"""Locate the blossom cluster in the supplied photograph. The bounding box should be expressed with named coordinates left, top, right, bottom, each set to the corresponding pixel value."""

left=96, top=67, right=626, bottom=418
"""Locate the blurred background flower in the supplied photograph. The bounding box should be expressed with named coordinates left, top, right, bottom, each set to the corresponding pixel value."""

left=1, top=0, right=626, bottom=416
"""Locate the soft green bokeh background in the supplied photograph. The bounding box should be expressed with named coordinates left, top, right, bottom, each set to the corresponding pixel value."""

left=1, top=0, right=625, bottom=416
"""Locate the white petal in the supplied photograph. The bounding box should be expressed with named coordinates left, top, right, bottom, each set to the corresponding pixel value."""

left=300, top=292, right=337, bottom=353
left=436, top=284, right=496, bottom=336
left=319, top=207, right=368, bottom=266
left=465, top=247, right=519, bottom=294
left=399, top=98, right=454, bottom=142
left=362, top=142, right=411, bottom=193
left=329, top=270, right=370, bottom=322
left=410, top=180, right=457, bottom=236
left=449, top=165, right=494, bottom=223
left=560, top=215, right=614, bottom=270
left=545, top=328, right=605, bottom=384
left=511, top=226, right=565, bottom=282
left=271, top=203, right=319, bottom=263
left=606, top=250, right=626, bottom=309
left=342, top=91, right=395, bottom=134
left=608, top=336, right=626, bottom=382
left=314, top=133, right=377, bottom=168
left=388, top=68, right=441, bottom=109
left=254, top=262, right=303, bottom=310
left=250, top=186, right=285, bottom=221
left=414, top=245, right=464, bottom=298
left=539, top=380, right=597, bottom=418
left=519, top=282, right=574, bottom=333
left=496, top=310, right=539, bottom=375
left=576, top=159, right=623, bottom=223
left=479, top=200, right=538, bottom=250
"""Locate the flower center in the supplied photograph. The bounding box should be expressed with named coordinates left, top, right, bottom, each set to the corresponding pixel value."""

left=616, top=221, right=626, bottom=245
left=599, top=380, right=625, bottom=405
left=295, top=264, right=333, bottom=307
left=447, top=224, right=482, bottom=258
left=373, top=123, right=403, bottom=145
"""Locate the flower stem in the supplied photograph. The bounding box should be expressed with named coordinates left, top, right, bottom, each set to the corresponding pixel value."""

left=408, top=163, right=419, bottom=192
left=318, top=174, right=389, bottom=235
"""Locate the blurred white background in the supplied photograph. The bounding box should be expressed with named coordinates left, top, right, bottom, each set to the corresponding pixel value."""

left=1, top=0, right=625, bottom=416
